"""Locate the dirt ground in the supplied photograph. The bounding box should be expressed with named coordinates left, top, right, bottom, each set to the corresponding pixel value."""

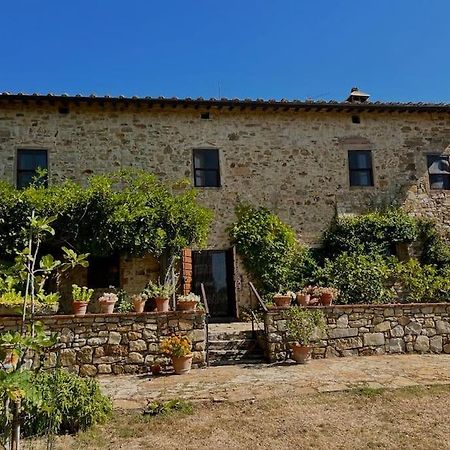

left=25, top=384, right=450, bottom=450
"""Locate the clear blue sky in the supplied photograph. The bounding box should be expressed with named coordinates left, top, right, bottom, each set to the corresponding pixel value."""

left=1, top=1, right=449, bottom=103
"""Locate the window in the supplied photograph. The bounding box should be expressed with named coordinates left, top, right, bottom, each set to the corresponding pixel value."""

left=427, top=155, right=450, bottom=190
left=17, top=149, right=48, bottom=189
left=348, top=150, right=374, bottom=187
left=87, top=255, right=120, bottom=289
left=351, top=115, right=361, bottom=124
left=193, top=148, right=220, bottom=187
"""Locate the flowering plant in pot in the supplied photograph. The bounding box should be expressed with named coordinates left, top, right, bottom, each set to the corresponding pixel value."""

left=316, top=287, right=340, bottom=306
left=72, top=284, right=94, bottom=316
left=285, top=307, right=325, bottom=364
left=131, top=292, right=148, bottom=313
left=177, top=292, right=200, bottom=312
left=98, top=292, right=118, bottom=314
left=273, top=291, right=294, bottom=308
left=160, top=335, right=193, bottom=375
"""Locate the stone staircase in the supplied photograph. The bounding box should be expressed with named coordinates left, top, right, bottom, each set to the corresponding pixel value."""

left=207, top=323, right=265, bottom=366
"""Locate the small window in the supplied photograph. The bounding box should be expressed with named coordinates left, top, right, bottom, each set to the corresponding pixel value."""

left=87, top=255, right=120, bottom=289
left=200, top=112, right=210, bottom=120
left=193, top=149, right=221, bottom=187
left=427, top=155, right=450, bottom=190
left=16, top=149, right=48, bottom=189
left=348, top=150, right=374, bottom=187
left=352, top=115, right=360, bottom=124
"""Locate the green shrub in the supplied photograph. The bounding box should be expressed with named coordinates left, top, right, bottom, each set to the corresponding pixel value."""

left=317, top=253, right=395, bottom=304
left=322, top=209, right=418, bottom=259
left=21, top=369, right=113, bottom=436
left=418, top=219, right=450, bottom=269
left=229, top=204, right=317, bottom=293
left=394, top=260, right=450, bottom=303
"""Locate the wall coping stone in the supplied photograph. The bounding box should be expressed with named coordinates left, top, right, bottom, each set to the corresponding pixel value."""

left=0, top=311, right=205, bottom=321
left=266, top=303, right=450, bottom=314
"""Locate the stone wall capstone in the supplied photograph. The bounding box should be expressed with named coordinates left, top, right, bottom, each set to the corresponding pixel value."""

left=264, top=303, right=450, bottom=362
left=0, top=311, right=206, bottom=375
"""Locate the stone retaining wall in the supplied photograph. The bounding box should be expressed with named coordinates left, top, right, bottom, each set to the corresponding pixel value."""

left=264, top=304, right=450, bottom=362
left=0, top=311, right=206, bottom=375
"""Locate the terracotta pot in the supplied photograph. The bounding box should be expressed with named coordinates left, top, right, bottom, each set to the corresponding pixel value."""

left=291, top=343, right=311, bottom=364
left=172, top=354, right=193, bottom=375
left=72, top=301, right=88, bottom=316
left=99, top=299, right=116, bottom=314
left=155, top=297, right=170, bottom=312
left=320, top=293, right=333, bottom=306
left=273, top=295, right=291, bottom=308
left=151, top=364, right=162, bottom=375
left=133, top=297, right=147, bottom=313
left=177, top=300, right=198, bottom=312
left=296, top=293, right=311, bottom=306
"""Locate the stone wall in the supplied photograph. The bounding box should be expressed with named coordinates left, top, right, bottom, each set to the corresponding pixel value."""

left=264, top=304, right=450, bottom=362
left=0, top=311, right=206, bottom=375
left=2, top=100, right=450, bottom=307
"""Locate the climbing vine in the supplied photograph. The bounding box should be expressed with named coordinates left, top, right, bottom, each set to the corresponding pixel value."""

left=0, top=170, right=213, bottom=259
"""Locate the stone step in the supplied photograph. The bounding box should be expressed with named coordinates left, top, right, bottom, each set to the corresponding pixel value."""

left=208, top=339, right=259, bottom=351
left=208, top=330, right=255, bottom=341
left=207, top=349, right=265, bottom=365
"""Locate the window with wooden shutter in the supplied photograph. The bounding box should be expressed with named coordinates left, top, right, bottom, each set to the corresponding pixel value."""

left=427, top=155, right=450, bottom=190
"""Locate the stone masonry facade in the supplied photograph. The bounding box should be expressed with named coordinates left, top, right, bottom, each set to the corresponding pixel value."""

left=264, top=304, right=450, bottom=362
left=0, top=311, right=206, bottom=375
left=2, top=96, right=450, bottom=308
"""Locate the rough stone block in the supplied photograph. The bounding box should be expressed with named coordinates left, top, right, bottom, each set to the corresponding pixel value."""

left=77, top=346, right=93, bottom=364
left=98, top=364, right=112, bottom=374
left=336, top=314, right=348, bottom=328
left=79, top=364, right=97, bottom=377
left=430, top=335, right=443, bottom=353
left=414, top=335, right=430, bottom=353
left=436, top=320, right=450, bottom=334
left=388, top=338, right=405, bottom=353
left=334, top=337, right=363, bottom=350
left=374, top=321, right=391, bottom=332
left=363, top=333, right=385, bottom=346
left=59, top=348, right=77, bottom=367
left=108, top=331, right=122, bottom=345
left=390, top=325, right=404, bottom=338
left=405, top=321, right=422, bottom=335
left=128, top=352, right=144, bottom=363
left=328, top=328, right=358, bottom=339
left=129, top=339, right=147, bottom=352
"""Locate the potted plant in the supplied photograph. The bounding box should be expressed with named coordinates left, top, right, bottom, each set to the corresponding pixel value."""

left=273, top=291, right=294, bottom=308
left=72, top=284, right=94, bottom=316
left=285, top=306, right=325, bottom=364
left=177, top=292, right=200, bottom=312
left=144, top=280, right=176, bottom=312
left=144, top=262, right=179, bottom=312
left=317, top=287, right=339, bottom=306
left=296, top=286, right=314, bottom=306
left=98, top=292, right=118, bottom=314
left=160, top=335, right=193, bottom=375
left=131, top=293, right=148, bottom=313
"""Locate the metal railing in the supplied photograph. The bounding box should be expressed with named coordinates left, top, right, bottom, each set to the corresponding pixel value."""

left=200, top=283, right=210, bottom=367
left=248, top=281, right=268, bottom=338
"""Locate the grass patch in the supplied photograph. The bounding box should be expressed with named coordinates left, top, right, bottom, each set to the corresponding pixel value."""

left=143, top=399, right=193, bottom=417
left=351, top=386, right=385, bottom=398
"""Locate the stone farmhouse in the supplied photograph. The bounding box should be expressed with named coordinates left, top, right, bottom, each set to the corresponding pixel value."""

left=1, top=88, right=450, bottom=319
